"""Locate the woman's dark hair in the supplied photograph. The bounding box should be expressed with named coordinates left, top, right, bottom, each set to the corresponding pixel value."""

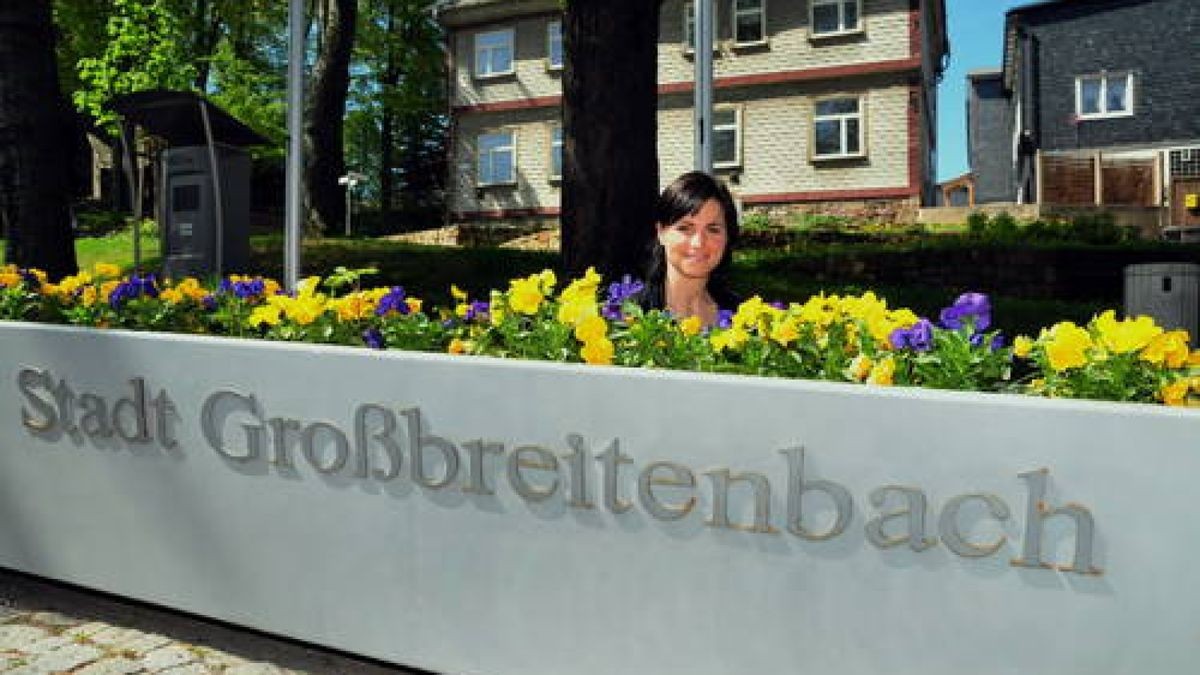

left=642, top=171, right=740, bottom=310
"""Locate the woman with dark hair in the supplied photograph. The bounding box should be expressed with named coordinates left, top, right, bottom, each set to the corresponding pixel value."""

left=638, top=171, right=741, bottom=327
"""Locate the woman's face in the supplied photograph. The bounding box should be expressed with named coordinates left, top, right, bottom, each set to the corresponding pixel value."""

left=656, top=198, right=728, bottom=282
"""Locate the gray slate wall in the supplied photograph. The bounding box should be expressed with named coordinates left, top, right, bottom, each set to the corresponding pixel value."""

left=968, top=72, right=1015, bottom=203
left=1022, top=0, right=1200, bottom=152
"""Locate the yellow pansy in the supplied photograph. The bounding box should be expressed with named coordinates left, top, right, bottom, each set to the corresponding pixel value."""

left=538, top=269, right=558, bottom=294
left=710, top=326, right=749, bottom=352
left=448, top=338, right=469, bottom=355
left=770, top=317, right=800, bottom=346
left=679, top=315, right=703, bottom=337
left=80, top=286, right=99, bottom=307
left=406, top=298, right=423, bottom=315
left=508, top=275, right=544, bottom=315
left=574, top=315, right=608, bottom=343
left=557, top=294, right=598, bottom=326
left=846, top=354, right=873, bottom=382
left=1043, top=322, right=1092, bottom=372
left=98, top=280, right=120, bottom=303
left=581, top=337, right=614, bottom=365
left=1013, top=335, right=1034, bottom=358
left=248, top=304, right=282, bottom=327
left=332, top=293, right=374, bottom=321
left=1094, top=310, right=1162, bottom=354
left=1141, top=330, right=1190, bottom=368
left=0, top=267, right=21, bottom=287
left=489, top=290, right=506, bottom=326
left=160, top=288, right=184, bottom=304
left=867, top=356, right=896, bottom=386
left=93, top=263, right=121, bottom=279
left=172, top=277, right=208, bottom=302
left=451, top=285, right=468, bottom=301
left=1159, top=379, right=1190, bottom=406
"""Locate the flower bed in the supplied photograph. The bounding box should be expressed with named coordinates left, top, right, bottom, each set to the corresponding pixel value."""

left=1, top=262, right=1197, bottom=406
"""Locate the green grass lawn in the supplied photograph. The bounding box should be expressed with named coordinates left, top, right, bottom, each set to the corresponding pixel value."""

left=2, top=228, right=1110, bottom=337
left=1, top=227, right=163, bottom=272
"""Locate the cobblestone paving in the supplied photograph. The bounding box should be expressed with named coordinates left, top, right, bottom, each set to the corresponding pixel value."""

left=0, top=570, right=427, bottom=674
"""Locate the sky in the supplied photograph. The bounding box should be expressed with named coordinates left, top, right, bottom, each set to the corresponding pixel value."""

left=936, top=0, right=1036, bottom=182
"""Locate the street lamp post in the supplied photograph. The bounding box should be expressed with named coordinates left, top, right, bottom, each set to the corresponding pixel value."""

left=338, top=172, right=366, bottom=237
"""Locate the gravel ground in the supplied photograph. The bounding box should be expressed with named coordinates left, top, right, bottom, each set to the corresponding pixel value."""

left=0, top=569, right=431, bottom=675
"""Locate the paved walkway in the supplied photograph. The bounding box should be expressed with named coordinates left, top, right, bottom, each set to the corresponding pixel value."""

left=0, top=569, right=428, bottom=675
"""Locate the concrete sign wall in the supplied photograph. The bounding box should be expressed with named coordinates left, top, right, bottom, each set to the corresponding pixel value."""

left=1, top=323, right=1198, bottom=674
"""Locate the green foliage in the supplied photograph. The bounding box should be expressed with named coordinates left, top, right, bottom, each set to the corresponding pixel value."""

left=206, top=39, right=287, bottom=151
left=740, top=211, right=772, bottom=231
left=73, top=0, right=198, bottom=132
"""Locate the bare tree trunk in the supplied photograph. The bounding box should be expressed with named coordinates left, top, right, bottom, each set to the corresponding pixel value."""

left=562, top=0, right=662, bottom=279
left=303, top=0, right=357, bottom=233
left=0, top=0, right=79, bottom=278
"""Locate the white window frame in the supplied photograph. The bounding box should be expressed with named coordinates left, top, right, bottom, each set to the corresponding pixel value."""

left=549, top=125, right=564, bottom=181
left=811, top=96, right=866, bottom=161
left=547, top=20, right=563, bottom=71
left=810, top=0, right=863, bottom=39
left=683, top=1, right=720, bottom=53
left=713, top=107, right=743, bottom=169
left=732, top=0, right=768, bottom=47
left=474, top=28, right=515, bottom=79
left=1075, top=71, right=1134, bottom=120
left=477, top=130, right=517, bottom=187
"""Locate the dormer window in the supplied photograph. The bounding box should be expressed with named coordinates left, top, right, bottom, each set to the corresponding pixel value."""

left=474, top=28, right=514, bottom=79
left=684, top=1, right=719, bottom=52
left=811, top=0, right=861, bottom=37
left=733, top=0, right=766, bottom=46
left=547, top=21, right=563, bottom=70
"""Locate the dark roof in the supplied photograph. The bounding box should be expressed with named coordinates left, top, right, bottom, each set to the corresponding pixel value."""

left=109, top=90, right=269, bottom=148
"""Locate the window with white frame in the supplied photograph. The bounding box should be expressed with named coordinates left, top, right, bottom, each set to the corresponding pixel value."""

left=811, top=0, right=861, bottom=36
left=733, top=0, right=766, bottom=45
left=713, top=108, right=742, bottom=168
left=547, top=21, right=563, bottom=70
left=813, top=97, right=863, bottom=159
left=477, top=131, right=515, bottom=185
left=550, top=126, right=564, bottom=179
left=1076, top=72, right=1133, bottom=119
left=684, top=1, right=719, bottom=52
left=474, top=29, right=514, bottom=78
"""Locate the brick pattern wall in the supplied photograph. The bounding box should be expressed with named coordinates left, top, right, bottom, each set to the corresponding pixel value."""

left=450, top=108, right=562, bottom=216
left=656, top=0, right=914, bottom=86
left=451, top=79, right=914, bottom=218
left=447, top=0, right=934, bottom=224
left=452, top=13, right=563, bottom=108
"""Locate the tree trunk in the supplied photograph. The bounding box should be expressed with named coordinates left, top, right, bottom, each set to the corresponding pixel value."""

left=562, top=0, right=662, bottom=280
left=0, top=0, right=79, bottom=278
left=304, top=0, right=357, bottom=233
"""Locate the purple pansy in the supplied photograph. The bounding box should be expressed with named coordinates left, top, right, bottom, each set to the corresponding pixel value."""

left=939, top=292, right=991, bottom=332
left=108, top=274, right=159, bottom=309
left=465, top=300, right=490, bottom=322
left=375, top=286, right=410, bottom=316
left=603, top=275, right=645, bottom=320
left=362, top=327, right=385, bottom=350
left=889, top=318, right=935, bottom=352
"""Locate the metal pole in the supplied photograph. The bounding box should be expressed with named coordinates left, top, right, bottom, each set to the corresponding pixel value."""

left=344, top=185, right=351, bottom=237
left=285, top=0, right=305, bottom=291
left=119, top=121, right=142, bottom=273
left=198, top=99, right=225, bottom=277
left=694, top=0, right=714, bottom=173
